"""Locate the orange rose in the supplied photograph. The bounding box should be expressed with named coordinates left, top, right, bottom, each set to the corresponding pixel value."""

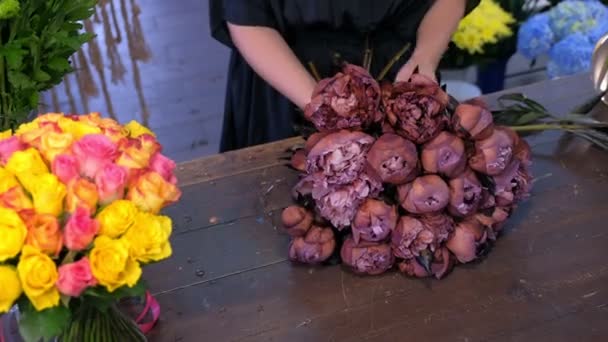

left=25, top=213, right=63, bottom=256
left=0, top=186, right=33, bottom=212
left=116, top=135, right=161, bottom=171
left=39, top=132, right=74, bottom=162
left=66, top=178, right=99, bottom=213
left=19, top=123, right=60, bottom=149
left=127, top=171, right=181, bottom=213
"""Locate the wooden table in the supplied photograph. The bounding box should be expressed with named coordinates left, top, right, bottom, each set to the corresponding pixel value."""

left=147, top=74, right=608, bottom=342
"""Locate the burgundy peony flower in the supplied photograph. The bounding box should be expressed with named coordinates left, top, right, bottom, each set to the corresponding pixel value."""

left=304, top=64, right=382, bottom=132
left=469, top=127, right=514, bottom=176
left=499, top=126, right=532, bottom=169
left=446, top=218, right=487, bottom=263
left=281, top=205, right=313, bottom=237
left=475, top=206, right=511, bottom=240
left=352, top=199, right=398, bottom=243
left=398, top=247, right=454, bottom=280
left=391, top=214, right=453, bottom=259
left=305, top=132, right=329, bottom=153
left=340, top=236, right=394, bottom=275
left=448, top=168, right=483, bottom=217
left=421, top=132, right=467, bottom=178
left=288, top=225, right=336, bottom=264
left=382, top=74, right=449, bottom=144
left=291, top=149, right=307, bottom=172
left=310, top=168, right=383, bottom=229
left=307, top=130, right=375, bottom=185
left=492, top=159, right=532, bottom=207
left=366, top=133, right=419, bottom=184
left=452, top=103, right=494, bottom=140
left=397, top=175, right=450, bottom=214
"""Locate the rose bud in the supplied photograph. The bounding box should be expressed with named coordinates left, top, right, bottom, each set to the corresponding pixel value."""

left=446, top=219, right=487, bottom=263
left=492, top=159, right=532, bottom=207
left=352, top=199, right=398, bottom=243
left=307, top=130, right=375, bottom=185
left=313, top=170, right=383, bottom=228
left=469, top=128, right=514, bottom=176
left=56, top=257, right=97, bottom=297
left=421, top=132, right=467, bottom=178
left=304, top=132, right=329, bottom=153
left=382, top=74, right=449, bottom=144
left=397, top=175, right=449, bottom=214
left=391, top=214, right=453, bottom=259
left=64, top=207, right=99, bottom=251
left=452, top=103, right=494, bottom=140
left=304, top=64, right=382, bottom=132
left=290, top=149, right=307, bottom=172
left=288, top=225, right=335, bottom=264
left=366, top=133, right=419, bottom=184
left=448, top=168, right=483, bottom=217
left=398, top=247, right=454, bottom=280
left=281, top=205, right=313, bottom=237
left=340, top=236, right=394, bottom=275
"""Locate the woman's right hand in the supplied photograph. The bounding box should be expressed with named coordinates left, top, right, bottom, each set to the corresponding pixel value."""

left=227, top=23, right=317, bottom=109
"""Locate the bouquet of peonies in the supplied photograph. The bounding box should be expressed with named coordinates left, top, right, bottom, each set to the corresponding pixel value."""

left=0, top=113, right=181, bottom=341
left=283, top=64, right=532, bottom=278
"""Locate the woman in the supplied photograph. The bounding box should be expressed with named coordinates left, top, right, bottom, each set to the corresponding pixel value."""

left=210, top=0, right=479, bottom=152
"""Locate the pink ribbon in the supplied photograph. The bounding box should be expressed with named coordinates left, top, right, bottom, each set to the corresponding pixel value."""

left=136, top=291, right=161, bottom=334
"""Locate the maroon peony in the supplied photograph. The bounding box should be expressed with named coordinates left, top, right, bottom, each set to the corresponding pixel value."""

left=446, top=219, right=488, bottom=263
left=391, top=214, right=453, bottom=259
left=310, top=169, right=383, bottom=229
left=382, top=74, right=449, bottom=144
left=397, top=175, right=450, bottom=214
left=452, top=103, right=494, bottom=140
left=305, top=132, right=329, bottom=153
left=421, top=132, right=467, bottom=178
left=304, top=64, right=382, bottom=132
left=398, top=247, right=454, bottom=280
left=475, top=206, right=511, bottom=240
left=499, top=126, right=532, bottom=169
left=448, top=168, right=483, bottom=217
left=352, top=199, right=398, bottom=243
left=469, top=127, right=514, bottom=176
left=340, top=236, right=394, bottom=275
left=307, top=130, right=375, bottom=185
left=291, top=149, right=307, bottom=172
left=366, top=133, right=419, bottom=184
left=288, top=225, right=336, bottom=264
left=281, top=205, right=313, bottom=237
left=492, top=159, right=532, bottom=207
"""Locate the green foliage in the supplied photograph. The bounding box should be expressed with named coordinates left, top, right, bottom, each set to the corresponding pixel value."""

left=18, top=300, right=72, bottom=342
left=83, top=279, right=147, bottom=311
left=0, top=0, right=97, bottom=130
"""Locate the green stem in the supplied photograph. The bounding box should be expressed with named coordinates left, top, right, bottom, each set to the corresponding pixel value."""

left=509, top=124, right=590, bottom=132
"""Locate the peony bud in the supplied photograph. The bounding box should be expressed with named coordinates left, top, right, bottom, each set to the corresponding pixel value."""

left=421, top=132, right=467, bottom=178
left=446, top=219, right=487, bottom=263
left=469, top=127, right=514, bottom=175
left=352, top=199, right=398, bottom=243
left=452, top=103, right=494, bottom=140
left=340, top=236, right=394, bottom=275
left=304, top=132, right=329, bottom=153
left=281, top=205, right=313, bottom=237
left=448, top=168, right=483, bottom=217
left=366, top=133, right=419, bottom=184
left=492, top=159, right=532, bottom=207
left=499, top=126, right=532, bottom=169
left=290, top=149, right=307, bottom=172
left=398, top=247, right=454, bottom=280
left=397, top=175, right=449, bottom=214
left=475, top=206, right=511, bottom=240
left=288, top=225, right=335, bottom=264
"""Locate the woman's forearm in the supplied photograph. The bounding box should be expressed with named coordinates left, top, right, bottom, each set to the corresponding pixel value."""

left=227, top=23, right=316, bottom=109
left=412, top=0, right=467, bottom=67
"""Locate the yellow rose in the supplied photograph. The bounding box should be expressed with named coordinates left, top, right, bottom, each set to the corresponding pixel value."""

left=17, top=245, right=60, bottom=311
left=127, top=171, right=181, bottom=214
left=0, top=207, right=27, bottom=261
left=0, top=129, right=12, bottom=139
left=32, top=113, right=64, bottom=125
left=24, top=174, right=66, bottom=216
left=96, top=200, right=138, bottom=238
left=0, top=265, right=22, bottom=313
left=124, top=120, right=156, bottom=138
left=5, top=148, right=49, bottom=188
left=116, top=135, right=160, bottom=170
left=123, top=212, right=172, bottom=263
left=39, top=132, right=74, bottom=162
left=65, top=178, right=98, bottom=213
left=58, top=116, right=102, bottom=139
left=19, top=124, right=57, bottom=150
left=90, top=236, right=141, bottom=292
left=0, top=166, right=20, bottom=193
left=15, top=121, right=40, bottom=136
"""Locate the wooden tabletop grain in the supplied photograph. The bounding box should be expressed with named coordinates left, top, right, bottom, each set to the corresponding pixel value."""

left=146, top=73, right=608, bottom=342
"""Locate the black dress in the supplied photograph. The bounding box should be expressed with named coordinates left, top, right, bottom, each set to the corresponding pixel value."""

left=210, top=0, right=479, bottom=152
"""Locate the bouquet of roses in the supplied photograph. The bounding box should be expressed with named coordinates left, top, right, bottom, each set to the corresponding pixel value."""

left=0, top=112, right=181, bottom=341
left=283, top=64, right=532, bottom=279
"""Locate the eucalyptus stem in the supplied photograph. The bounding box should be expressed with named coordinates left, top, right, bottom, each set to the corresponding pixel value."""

left=509, top=124, right=589, bottom=132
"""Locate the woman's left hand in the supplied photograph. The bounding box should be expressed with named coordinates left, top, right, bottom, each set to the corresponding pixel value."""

left=395, top=53, right=438, bottom=83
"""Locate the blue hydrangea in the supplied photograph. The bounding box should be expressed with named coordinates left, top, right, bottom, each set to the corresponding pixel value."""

left=517, top=13, right=554, bottom=59
left=548, top=1, right=608, bottom=40
left=587, top=15, right=608, bottom=44
left=548, top=33, right=594, bottom=77
left=546, top=60, right=564, bottom=79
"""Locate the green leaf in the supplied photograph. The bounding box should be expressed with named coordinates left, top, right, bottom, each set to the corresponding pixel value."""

left=34, top=69, right=51, bottom=82
left=46, top=56, right=72, bottom=72
left=514, top=111, right=547, bottom=126
left=1, top=45, right=28, bottom=70
left=8, top=71, right=36, bottom=90
left=83, top=280, right=147, bottom=311
left=18, top=304, right=71, bottom=342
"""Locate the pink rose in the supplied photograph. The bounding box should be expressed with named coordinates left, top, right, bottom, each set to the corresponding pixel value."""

left=0, top=136, right=26, bottom=165
left=64, top=207, right=99, bottom=251
left=72, top=134, right=118, bottom=179
left=52, top=154, right=80, bottom=184
left=95, top=163, right=128, bottom=205
left=149, top=153, right=177, bottom=185
left=56, top=257, right=98, bottom=297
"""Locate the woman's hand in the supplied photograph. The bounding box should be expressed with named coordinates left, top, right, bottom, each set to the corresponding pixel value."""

left=395, top=52, right=439, bottom=82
